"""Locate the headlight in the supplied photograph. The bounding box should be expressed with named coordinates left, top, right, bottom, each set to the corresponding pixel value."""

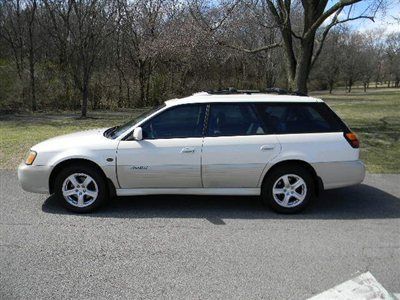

left=25, top=150, right=37, bottom=165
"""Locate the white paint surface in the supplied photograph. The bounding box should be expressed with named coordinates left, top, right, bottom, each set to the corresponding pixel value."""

left=309, top=272, right=394, bottom=300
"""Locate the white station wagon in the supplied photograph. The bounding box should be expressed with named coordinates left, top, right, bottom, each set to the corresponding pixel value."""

left=18, top=90, right=365, bottom=213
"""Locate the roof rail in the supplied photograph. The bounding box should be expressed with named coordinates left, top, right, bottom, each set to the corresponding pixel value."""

left=206, top=87, right=308, bottom=96
left=265, top=87, right=288, bottom=95
left=265, top=88, right=308, bottom=96
left=207, top=88, right=261, bottom=95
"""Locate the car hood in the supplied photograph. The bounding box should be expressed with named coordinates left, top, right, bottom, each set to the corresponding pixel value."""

left=32, top=128, right=110, bottom=152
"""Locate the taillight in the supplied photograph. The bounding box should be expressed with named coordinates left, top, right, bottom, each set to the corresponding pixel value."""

left=344, top=132, right=359, bottom=148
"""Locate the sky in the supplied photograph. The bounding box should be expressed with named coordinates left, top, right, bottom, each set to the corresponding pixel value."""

left=330, top=0, right=400, bottom=35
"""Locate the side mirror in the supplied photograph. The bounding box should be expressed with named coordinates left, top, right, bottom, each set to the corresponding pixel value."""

left=133, top=127, right=143, bottom=141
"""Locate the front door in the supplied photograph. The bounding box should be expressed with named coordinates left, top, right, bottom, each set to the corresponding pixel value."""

left=202, top=103, right=281, bottom=188
left=117, top=104, right=206, bottom=188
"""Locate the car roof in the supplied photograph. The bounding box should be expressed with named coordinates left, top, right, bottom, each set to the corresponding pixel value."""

left=164, top=92, right=323, bottom=106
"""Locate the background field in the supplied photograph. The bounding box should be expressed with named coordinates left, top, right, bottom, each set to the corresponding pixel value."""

left=1, top=88, right=399, bottom=173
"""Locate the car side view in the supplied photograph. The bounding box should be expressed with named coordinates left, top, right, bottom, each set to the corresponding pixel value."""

left=18, top=90, right=365, bottom=213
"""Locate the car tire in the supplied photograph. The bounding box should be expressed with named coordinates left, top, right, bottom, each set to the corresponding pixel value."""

left=54, top=165, right=107, bottom=213
left=261, top=165, right=314, bottom=213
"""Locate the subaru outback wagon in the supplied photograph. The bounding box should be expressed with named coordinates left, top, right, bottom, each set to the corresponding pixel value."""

left=18, top=91, right=365, bottom=213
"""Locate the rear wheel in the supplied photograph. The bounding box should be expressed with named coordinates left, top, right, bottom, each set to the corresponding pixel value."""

left=54, top=165, right=107, bottom=213
left=261, top=165, right=314, bottom=213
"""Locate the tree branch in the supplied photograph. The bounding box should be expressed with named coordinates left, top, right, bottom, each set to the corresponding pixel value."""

left=305, top=0, right=362, bottom=39
left=189, top=0, right=241, bottom=33
left=311, top=13, right=375, bottom=67
left=217, top=40, right=281, bottom=53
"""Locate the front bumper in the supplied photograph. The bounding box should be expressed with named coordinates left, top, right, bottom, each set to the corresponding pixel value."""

left=17, top=163, right=52, bottom=194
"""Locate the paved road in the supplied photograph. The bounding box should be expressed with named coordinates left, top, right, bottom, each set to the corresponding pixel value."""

left=1, top=171, right=399, bottom=299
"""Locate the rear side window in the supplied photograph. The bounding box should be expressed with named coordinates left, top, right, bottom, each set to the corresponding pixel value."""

left=256, top=103, right=345, bottom=134
left=207, top=103, right=265, bottom=136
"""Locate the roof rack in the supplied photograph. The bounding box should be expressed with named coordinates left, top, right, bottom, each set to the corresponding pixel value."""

left=206, top=87, right=307, bottom=96
left=207, top=88, right=261, bottom=95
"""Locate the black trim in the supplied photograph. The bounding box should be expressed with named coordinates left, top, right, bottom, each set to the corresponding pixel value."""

left=202, top=104, right=211, bottom=137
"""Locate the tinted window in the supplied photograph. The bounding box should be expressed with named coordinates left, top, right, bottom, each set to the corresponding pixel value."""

left=256, top=103, right=344, bottom=134
left=207, top=103, right=265, bottom=136
left=142, top=104, right=206, bottom=139
left=108, top=104, right=165, bottom=139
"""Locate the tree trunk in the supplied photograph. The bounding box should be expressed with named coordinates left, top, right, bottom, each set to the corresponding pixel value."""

left=118, top=73, right=123, bottom=108
left=138, top=76, right=146, bottom=107
left=348, top=79, right=353, bottom=93
left=282, top=35, right=296, bottom=91
left=328, top=80, right=334, bottom=94
left=294, top=35, right=315, bottom=94
left=81, top=74, right=89, bottom=117
left=138, top=60, right=148, bottom=107
left=28, top=0, right=37, bottom=111
left=126, top=84, right=131, bottom=106
left=29, top=56, right=36, bottom=111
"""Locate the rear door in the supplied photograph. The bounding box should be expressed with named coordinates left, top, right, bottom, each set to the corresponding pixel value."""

left=202, top=103, right=281, bottom=188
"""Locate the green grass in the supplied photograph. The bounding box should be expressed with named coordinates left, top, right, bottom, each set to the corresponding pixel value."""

left=1, top=87, right=399, bottom=173
left=0, top=110, right=139, bottom=170
left=311, top=88, right=400, bottom=173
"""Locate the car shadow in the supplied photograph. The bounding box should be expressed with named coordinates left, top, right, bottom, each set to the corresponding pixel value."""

left=41, top=183, right=400, bottom=221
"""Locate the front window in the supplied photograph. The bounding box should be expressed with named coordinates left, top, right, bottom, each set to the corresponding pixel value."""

left=141, top=104, right=206, bottom=139
left=105, top=104, right=165, bottom=139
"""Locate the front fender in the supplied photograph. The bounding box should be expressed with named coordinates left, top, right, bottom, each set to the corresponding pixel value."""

left=47, top=149, right=118, bottom=188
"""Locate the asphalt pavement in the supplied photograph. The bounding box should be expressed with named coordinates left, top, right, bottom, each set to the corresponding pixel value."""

left=1, top=171, right=399, bottom=299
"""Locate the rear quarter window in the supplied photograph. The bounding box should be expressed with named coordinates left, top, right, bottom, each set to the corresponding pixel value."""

left=256, top=102, right=346, bottom=134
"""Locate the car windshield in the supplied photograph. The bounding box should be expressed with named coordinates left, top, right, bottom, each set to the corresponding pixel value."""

left=105, top=104, right=165, bottom=139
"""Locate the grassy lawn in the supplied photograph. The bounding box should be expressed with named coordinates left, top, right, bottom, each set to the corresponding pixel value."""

left=312, top=88, right=400, bottom=173
left=1, top=87, right=399, bottom=173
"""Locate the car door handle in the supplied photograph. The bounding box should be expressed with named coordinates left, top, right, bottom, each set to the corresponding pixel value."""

left=181, top=147, right=195, bottom=153
left=260, top=145, right=276, bottom=151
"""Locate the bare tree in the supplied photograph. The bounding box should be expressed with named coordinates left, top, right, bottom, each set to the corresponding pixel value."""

left=70, top=0, right=117, bottom=117
left=0, top=0, right=40, bottom=111
left=0, top=0, right=25, bottom=81
left=43, top=0, right=117, bottom=117
left=191, top=0, right=382, bottom=93
left=385, top=32, right=400, bottom=87
left=42, top=0, right=74, bottom=108
left=26, top=0, right=38, bottom=111
left=0, top=0, right=396, bottom=113
left=119, top=0, right=179, bottom=106
left=311, top=27, right=346, bottom=93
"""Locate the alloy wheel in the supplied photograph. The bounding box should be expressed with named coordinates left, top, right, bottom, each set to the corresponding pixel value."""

left=62, top=173, right=98, bottom=208
left=272, top=174, right=307, bottom=208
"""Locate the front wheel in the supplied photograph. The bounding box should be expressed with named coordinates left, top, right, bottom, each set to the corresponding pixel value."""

left=261, top=165, right=314, bottom=213
left=54, top=165, right=107, bottom=213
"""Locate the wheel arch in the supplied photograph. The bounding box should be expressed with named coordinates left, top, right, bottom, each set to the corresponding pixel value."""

left=49, top=158, right=116, bottom=196
left=260, top=159, right=323, bottom=196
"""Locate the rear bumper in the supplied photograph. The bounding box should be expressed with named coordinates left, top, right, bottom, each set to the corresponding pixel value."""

left=312, top=160, right=366, bottom=190
left=17, top=163, right=52, bottom=194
